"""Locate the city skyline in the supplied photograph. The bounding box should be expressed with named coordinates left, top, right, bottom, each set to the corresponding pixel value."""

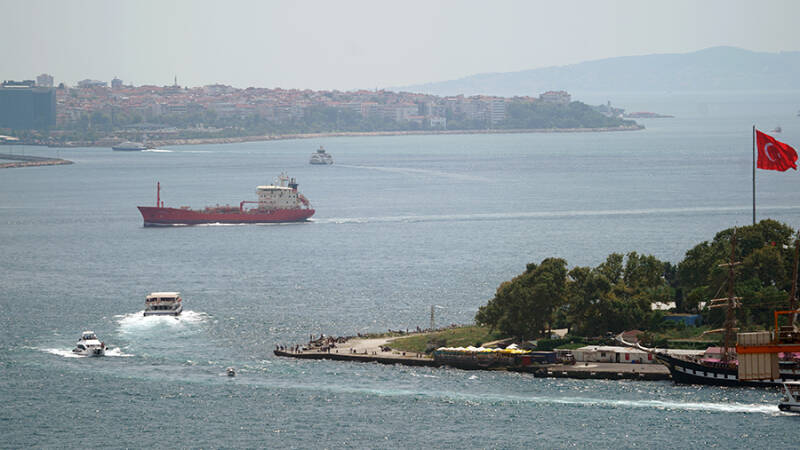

left=3, top=0, right=799, bottom=91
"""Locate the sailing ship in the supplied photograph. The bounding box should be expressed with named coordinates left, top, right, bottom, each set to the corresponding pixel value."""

left=655, top=230, right=800, bottom=387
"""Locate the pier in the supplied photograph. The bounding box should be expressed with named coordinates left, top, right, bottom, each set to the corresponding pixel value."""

left=274, top=335, right=671, bottom=381
left=0, top=153, right=73, bottom=169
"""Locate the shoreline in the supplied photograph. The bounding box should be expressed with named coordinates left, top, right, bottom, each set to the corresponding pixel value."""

left=149, top=124, right=644, bottom=147
left=274, top=331, right=670, bottom=381
left=0, top=153, right=73, bottom=169
left=10, top=124, right=644, bottom=149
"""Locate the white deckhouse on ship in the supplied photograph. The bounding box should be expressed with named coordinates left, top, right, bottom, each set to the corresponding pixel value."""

left=309, top=146, right=333, bottom=165
left=144, top=292, right=183, bottom=316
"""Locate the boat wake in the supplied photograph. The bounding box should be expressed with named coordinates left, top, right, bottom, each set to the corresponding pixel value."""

left=282, top=382, right=780, bottom=415
left=39, top=347, right=133, bottom=358
left=336, top=164, right=490, bottom=182
left=320, top=205, right=800, bottom=225
left=115, top=310, right=210, bottom=333
left=142, top=149, right=172, bottom=153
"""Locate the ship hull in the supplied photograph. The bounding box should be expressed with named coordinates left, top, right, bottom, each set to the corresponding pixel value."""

left=655, top=353, right=800, bottom=387
left=138, top=206, right=315, bottom=226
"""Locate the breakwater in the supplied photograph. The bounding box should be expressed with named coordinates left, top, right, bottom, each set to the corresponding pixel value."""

left=0, top=153, right=73, bottom=169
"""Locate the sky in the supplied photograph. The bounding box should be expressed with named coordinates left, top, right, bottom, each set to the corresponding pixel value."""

left=1, top=0, right=799, bottom=90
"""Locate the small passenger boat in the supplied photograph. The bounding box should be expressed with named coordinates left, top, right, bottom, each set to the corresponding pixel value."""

left=226, top=367, right=236, bottom=377
left=72, top=331, right=106, bottom=357
left=144, top=292, right=183, bottom=316
left=779, top=382, right=800, bottom=413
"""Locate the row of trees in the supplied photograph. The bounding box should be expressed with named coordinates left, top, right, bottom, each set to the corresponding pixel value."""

left=476, top=220, right=799, bottom=341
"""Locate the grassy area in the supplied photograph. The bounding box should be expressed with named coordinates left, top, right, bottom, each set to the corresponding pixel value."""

left=388, top=326, right=504, bottom=354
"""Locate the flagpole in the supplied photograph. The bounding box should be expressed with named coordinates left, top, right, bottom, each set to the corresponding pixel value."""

left=753, top=125, right=756, bottom=225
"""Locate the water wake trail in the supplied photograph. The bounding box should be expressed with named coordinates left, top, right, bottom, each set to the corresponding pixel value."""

left=142, top=149, right=172, bottom=153
left=115, top=310, right=210, bottom=333
left=39, top=347, right=133, bottom=358
left=336, top=164, right=490, bottom=182
left=281, top=382, right=779, bottom=414
left=319, top=205, right=800, bottom=225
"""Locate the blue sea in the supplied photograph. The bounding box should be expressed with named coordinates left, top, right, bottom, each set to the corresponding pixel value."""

left=2, top=91, right=800, bottom=448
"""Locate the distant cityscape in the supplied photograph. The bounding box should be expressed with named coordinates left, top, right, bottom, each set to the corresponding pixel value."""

left=0, top=74, right=634, bottom=146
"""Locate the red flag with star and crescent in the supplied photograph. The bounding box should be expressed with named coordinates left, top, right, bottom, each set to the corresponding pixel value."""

left=756, top=130, right=798, bottom=171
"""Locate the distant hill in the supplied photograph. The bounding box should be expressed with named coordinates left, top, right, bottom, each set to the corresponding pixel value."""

left=398, top=47, right=800, bottom=96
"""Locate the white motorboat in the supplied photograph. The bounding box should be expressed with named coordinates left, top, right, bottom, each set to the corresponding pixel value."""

left=112, top=141, right=148, bottom=151
left=72, top=331, right=106, bottom=357
left=144, top=292, right=183, bottom=316
left=779, top=381, right=800, bottom=413
left=309, top=146, right=333, bottom=165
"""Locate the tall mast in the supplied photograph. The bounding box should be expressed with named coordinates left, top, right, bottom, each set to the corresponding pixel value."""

left=790, top=232, right=799, bottom=324
left=709, top=229, right=741, bottom=363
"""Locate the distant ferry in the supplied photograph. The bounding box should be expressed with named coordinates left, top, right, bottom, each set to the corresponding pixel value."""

left=772, top=126, right=782, bottom=133
left=112, top=141, right=148, bottom=151
left=137, top=173, right=314, bottom=226
left=310, top=146, right=333, bottom=165
left=144, top=292, right=183, bottom=316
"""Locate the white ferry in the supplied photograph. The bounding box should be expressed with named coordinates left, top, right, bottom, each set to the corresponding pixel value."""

left=309, top=146, right=333, bottom=165
left=144, top=292, right=183, bottom=316
left=72, top=331, right=106, bottom=356
left=112, top=141, right=148, bottom=151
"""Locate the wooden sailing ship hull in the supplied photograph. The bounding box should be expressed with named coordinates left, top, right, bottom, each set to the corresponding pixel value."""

left=656, top=353, right=800, bottom=387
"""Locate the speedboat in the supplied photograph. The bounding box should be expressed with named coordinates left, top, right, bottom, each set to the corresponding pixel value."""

left=226, top=367, right=236, bottom=377
left=779, top=382, right=800, bottom=413
left=144, top=292, right=183, bottom=316
left=309, top=146, right=333, bottom=165
left=72, top=331, right=106, bottom=357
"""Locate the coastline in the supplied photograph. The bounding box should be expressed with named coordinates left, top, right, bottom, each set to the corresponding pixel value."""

left=11, top=124, right=644, bottom=149
left=274, top=330, right=670, bottom=381
left=149, top=124, right=644, bottom=147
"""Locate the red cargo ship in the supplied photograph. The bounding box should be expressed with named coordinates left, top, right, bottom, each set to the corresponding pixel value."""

left=138, top=173, right=315, bottom=226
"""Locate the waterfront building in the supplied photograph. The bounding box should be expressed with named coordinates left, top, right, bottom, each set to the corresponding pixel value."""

left=111, top=77, right=123, bottom=89
left=489, top=98, right=506, bottom=125
left=0, top=81, right=56, bottom=129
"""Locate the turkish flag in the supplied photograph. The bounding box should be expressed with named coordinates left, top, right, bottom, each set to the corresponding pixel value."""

left=757, top=130, right=797, bottom=171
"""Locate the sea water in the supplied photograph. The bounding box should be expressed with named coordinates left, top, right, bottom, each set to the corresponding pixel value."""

left=2, top=91, right=800, bottom=448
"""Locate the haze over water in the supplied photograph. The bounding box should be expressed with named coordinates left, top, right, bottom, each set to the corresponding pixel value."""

left=2, top=91, right=800, bottom=447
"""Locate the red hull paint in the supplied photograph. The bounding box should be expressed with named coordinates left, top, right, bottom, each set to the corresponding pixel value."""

left=138, top=206, right=315, bottom=226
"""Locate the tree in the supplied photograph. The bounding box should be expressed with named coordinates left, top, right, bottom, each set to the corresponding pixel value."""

left=475, top=258, right=567, bottom=340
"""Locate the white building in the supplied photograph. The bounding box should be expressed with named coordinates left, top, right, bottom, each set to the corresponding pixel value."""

left=36, top=73, right=54, bottom=87
left=489, top=98, right=506, bottom=125
left=539, top=90, right=571, bottom=104
left=571, top=345, right=654, bottom=364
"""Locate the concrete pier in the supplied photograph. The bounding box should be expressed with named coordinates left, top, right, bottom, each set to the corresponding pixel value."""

left=273, top=335, right=672, bottom=381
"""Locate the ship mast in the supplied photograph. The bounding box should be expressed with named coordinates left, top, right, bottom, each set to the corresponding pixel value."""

left=708, top=229, right=741, bottom=363
left=789, top=233, right=799, bottom=326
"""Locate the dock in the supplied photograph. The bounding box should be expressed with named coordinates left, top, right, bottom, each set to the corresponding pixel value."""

left=274, top=335, right=672, bottom=381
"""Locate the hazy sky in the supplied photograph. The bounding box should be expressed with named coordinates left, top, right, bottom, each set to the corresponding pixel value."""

left=2, top=0, right=798, bottom=90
